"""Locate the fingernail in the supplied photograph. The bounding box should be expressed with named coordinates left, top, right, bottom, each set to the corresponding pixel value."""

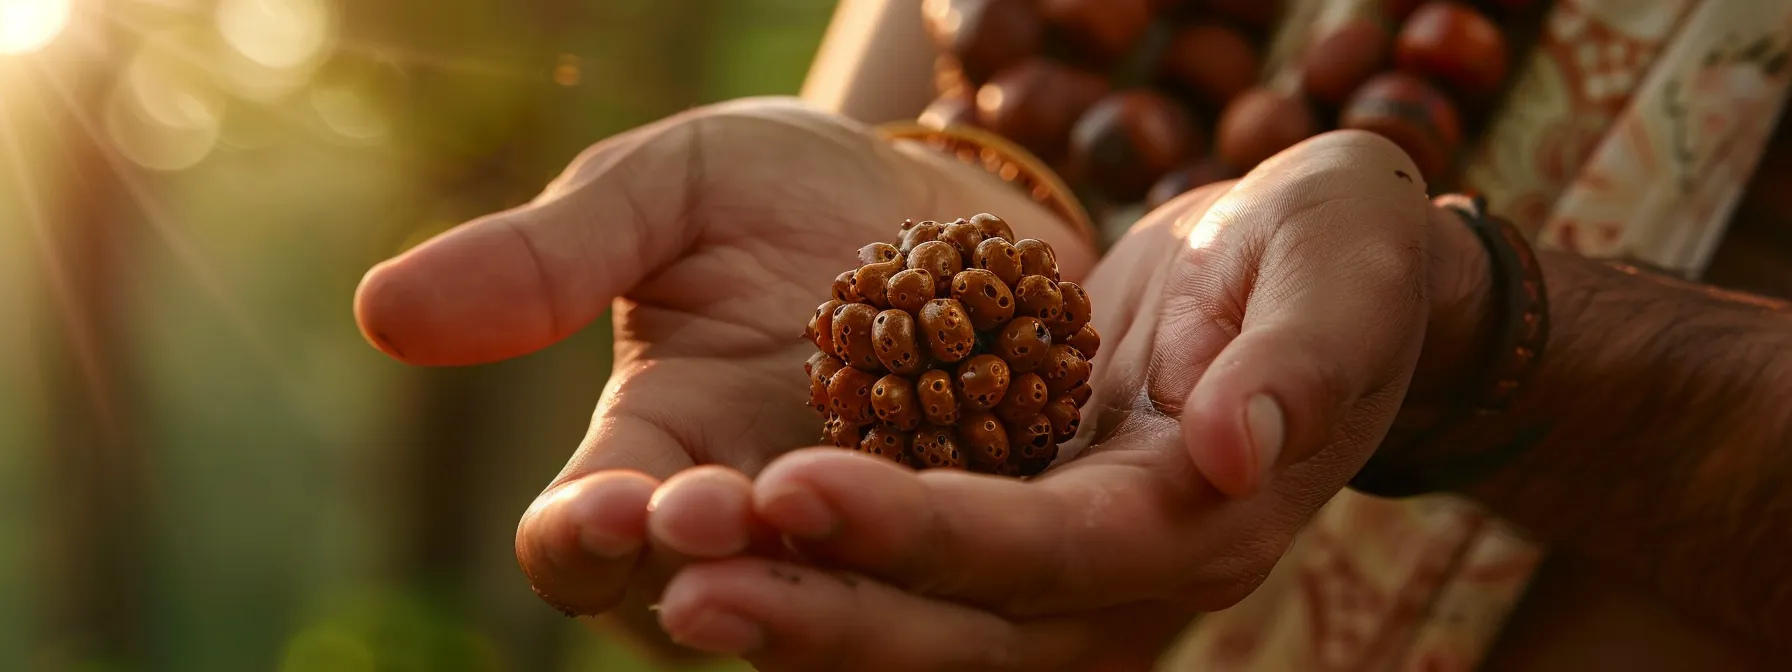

left=670, top=610, right=764, bottom=654
left=1245, top=394, right=1285, bottom=477
left=759, top=487, right=838, bottom=539
left=576, top=525, right=640, bottom=559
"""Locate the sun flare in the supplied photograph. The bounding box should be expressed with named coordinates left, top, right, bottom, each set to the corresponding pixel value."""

left=0, top=0, right=71, bottom=54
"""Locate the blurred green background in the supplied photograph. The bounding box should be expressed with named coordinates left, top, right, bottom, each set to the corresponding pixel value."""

left=0, top=0, right=838, bottom=669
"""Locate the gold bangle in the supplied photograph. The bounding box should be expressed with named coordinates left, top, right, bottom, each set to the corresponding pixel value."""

left=875, top=122, right=1098, bottom=248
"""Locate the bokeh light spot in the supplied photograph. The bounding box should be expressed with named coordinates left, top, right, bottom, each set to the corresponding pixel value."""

left=216, top=0, right=333, bottom=71
left=0, top=0, right=71, bottom=54
left=106, top=32, right=227, bottom=171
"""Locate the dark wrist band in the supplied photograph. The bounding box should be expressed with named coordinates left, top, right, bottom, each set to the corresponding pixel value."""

left=1349, top=195, right=1552, bottom=498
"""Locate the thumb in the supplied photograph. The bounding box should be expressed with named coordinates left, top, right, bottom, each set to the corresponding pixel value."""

left=354, top=117, right=700, bottom=366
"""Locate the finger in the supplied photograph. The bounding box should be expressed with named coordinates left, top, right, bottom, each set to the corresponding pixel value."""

left=1163, top=129, right=1434, bottom=498
left=655, top=556, right=1103, bottom=671
left=515, top=469, right=660, bottom=616
left=646, top=465, right=775, bottom=560
left=354, top=116, right=699, bottom=366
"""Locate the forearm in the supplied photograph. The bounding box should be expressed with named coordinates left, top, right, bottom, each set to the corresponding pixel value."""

left=800, top=0, right=936, bottom=124
left=1462, top=251, right=1792, bottom=647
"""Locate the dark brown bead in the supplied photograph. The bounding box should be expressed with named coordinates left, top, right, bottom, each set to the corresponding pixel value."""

left=1066, top=323, right=1101, bottom=359
left=950, top=269, right=1017, bottom=331
left=858, top=242, right=901, bottom=265
left=993, top=316, right=1052, bottom=374
left=973, top=237, right=1024, bottom=287
left=827, top=367, right=880, bottom=423
left=1216, top=87, right=1318, bottom=170
left=919, top=298, right=977, bottom=363
left=808, top=299, right=844, bottom=357
left=822, top=412, right=865, bottom=448
left=911, top=427, right=967, bottom=469
left=853, top=258, right=905, bottom=308
left=1066, top=382, right=1093, bottom=407
left=968, top=212, right=1015, bottom=242
left=872, top=309, right=930, bottom=376
left=831, top=302, right=883, bottom=372
left=832, top=270, right=862, bottom=302
left=1300, top=16, right=1393, bottom=106
left=939, top=218, right=985, bottom=262
left=1159, top=23, right=1260, bottom=107
left=959, top=411, right=1011, bottom=470
left=1042, top=394, right=1082, bottom=442
left=1013, top=275, right=1064, bottom=322
left=808, top=352, right=845, bottom=411
left=907, top=240, right=964, bottom=294
left=1040, top=0, right=1152, bottom=65
left=1041, top=344, right=1091, bottom=395
left=977, top=59, right=1109, bottom=161
left=923, top=0, right=1046, bottom=84
left=1069, top=89, right=1202, bottom=202
left=1339, top=72, right=1461, bottom=181
left=995, top=371, right=1051, bottom=423
left=1145, top=157, right=1240, bottom=210
left=901, top=221, right=945, bottom=253
left=956, top=354, right=1012, bottom=410
left=885, top=268, right=937, bottom=314
left=1396, top=1, right=1508, bottom=99
left=916, top=369, right=962, bottom=426
left=871, top=374, right=924, bottom=431
left=859, top=426, right=912, bottom=465
left=921, top=94, right=981, bottom=129
left=1013, top=238, right=1059, bottom=280
left=1008, top=412, right=1056, bottom=461
left=1052, top=281, right=1093, bottom=340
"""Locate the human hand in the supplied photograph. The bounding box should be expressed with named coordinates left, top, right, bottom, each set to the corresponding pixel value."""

left=351, top=97, right=1095, bottom=619
left=648, top=130, right=1499, bottom=669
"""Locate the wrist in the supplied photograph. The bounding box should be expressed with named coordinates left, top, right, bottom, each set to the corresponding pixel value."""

left=1410, top=201, right=1497, bottom=399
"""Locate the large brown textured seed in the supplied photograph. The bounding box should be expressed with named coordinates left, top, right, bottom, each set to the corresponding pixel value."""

left=859, top=427, right=912, bottom=465
left=822, top=412, right=863, bottom=448
left=973, top=237, right=1024, bottom=287
left=1014, top=275, right=1064, bottom=321
left=901, top=221, right=944, bottom=253
left=1009, top=413, right=1056, bottom=461
left=994, top=316, right=1052, bottom=372
left=832, top=303, right=883, bottom=371
left=809, top=299, right=844, bottom=357
left=872, top=309, right=929, bottom=376
left=968, top=212, right=1014, bottom=241
left=885, top=268, right=937, bottom=314
left=1041, top=344, right=1091, bottom=395
left=951, top=269, right=1016, bottom=331
left=1066, top=323, right=1100, bottom=359
left=908, top=241, right=964, bottom=293
left=959, top=411, right=1011, bottom=470
left=939, top=219, right=986, bottom=261
left=1042, top=395, right=1082, bottom=442
left=1052, top=282, right=1092, bottom=340
left=916, top=369, right=962, bottom=426
left=871, top=374, right=923, bottom=431
left=1013, top=239, right=1059, bottom=280
left=919, top=299, right=977, bottom=362
left=808, top=352, right=845, bottom=411
left=858, top=242, right=901, bottom=265
left=1067, top=382, right=1092, bottom=407
left=995, top=372, right=1050, bottom=423
left=956, top=354, right=1012, bottom=410
left=832, top=270, right=861, bottom=302
left=911, top=427, right=967, bottom=469
left=854, top=257, right=905, bottom=307
left=828, top=367, right=879, bottom=423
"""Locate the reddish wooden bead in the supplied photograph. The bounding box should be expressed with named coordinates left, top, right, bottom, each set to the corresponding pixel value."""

left=950, top=269, right=1017, bottom=331
left=872, top=309, right=930, bottom=376
left=1040, top=0, right=1153, bottom=65
left=871, top=374, right=924, bottom=431
left=1069, top=89, right=1203, bottom=202
left=885, top=268, right=937, bottom=314
left=807, top=352, right=845, bottom=411
left=939, top=218, right=986, bottom=262
left=831, top=270, right=861, bottom=302
left=1007, top=412, right=1056, bottom=461
left=1216, top=87, right=1318, bottom=170
left=859, top=426, right=912, bottom=465
left=1013, top=275, right=1063, bottom=322
left=959, top=410, right=1012, bottom=469
left=853, top=257, right=905, bottom=308
left=1066, top=382, right=1093, bottom=407
left=968, top=212, right=1015, bottom=242
left=956, top=354, right=1013, bottom=410
left=1159, top=23, right=1260, bottom=107
left=1145, top=157, right=1240, bottom=210
left=923, top=0, right=1046, bottom=84
left=1066, top=323, right=1101, bottom=360
left=995, top=372, right=1051, bottom=424
left=977, top=59, right=1110, bottom=161
left=1041, top=344, right=1091, bottom=396
left=919, top=298, right=977, bottom=363
left=858, top=242, right=901, bottom=265
left=900, top=221, right=944, bottom=254
left=916, top=369, right=963, bottom=426
left=1012, top=238, right=1060, bottom=281
left=827, top=367, right=880, bottom=423
left=1042, top=394, right=1082, bottom=441
left=907, top=240, right=964, bottom=293
left=1051, top=281, right=1092, bottom=341
left=831, top=303, right=882, bottom=372
left=973, top=237, right=1024, bottom=287
left=910, top=427, right=967, bottom=469
left=1300, top=16, right=1393, bottom=106
left=993, top=316, right=1053, bottom=373
left=1340, top=72, right=1461, bottom=181
left=808, top=299, right=844, bottom=357
left=1396, top=1, right=1508, bottom=98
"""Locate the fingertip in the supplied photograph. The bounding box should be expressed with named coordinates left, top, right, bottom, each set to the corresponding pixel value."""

left=648, top=466, right=756, bottom=559
left=516, top=471, right=658, bottom=616
left=755, top=448, right=917, bottom=541
left=1180, top=386, right=1259, bottom=499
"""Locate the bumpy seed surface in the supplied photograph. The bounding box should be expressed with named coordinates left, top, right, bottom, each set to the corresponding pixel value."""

left=955, top=354, right=1012, bottom=410
left=951, top=269, right=1016, bottom=331
left=939, top=219, right=986, bottom=261
left=810, top=299, right=844, bottom=357
left=1042, top=395, right=1081, bottom=442
left=831, top=303, right=883, bottom=372
left=993, top=316, right=1052, bottom=373
left=885, top=268, right=936, bottom=314
left=959, top=411, right=1010, bottom=470
left=1014, top=275, right=1064, bottom=321
left=859, top=427, right=912, bottom=465
left=871, top=309, right=929, bottom=376
left=832, top=270, right=861, bottom=302
left=969, top=212, right=1015, bottom=241
left=825, top=412, right=868, bottom=448
left=858, top=242, right=901, bottom=265
left=916, top=369, right=961, bottom=426
left=901, top=221, right=944, bottom=253
left=871, top=374, right=923, bottom=430
left=1014, top=239, right=1059, bottom=280
left=1067, top=323, right=1101, bottom=359
left=995, top=372, right=1051, bottom=424
left=907, top=241, right=963, bottom=294
left=1067, top=382, right=1093, bottom=407
left=911, top=427, right=966, bottom=469
left=918, top=298, right=976, bottom=363
left=1053, top=282, right=1093, bottom=340
left=854, top=257, right=905, bottom=308
left=827, top=367, right=879, bottom=423
left=807, top=352, right=845, bottom=411
left=973, top=238, right=1024, bottom=287
left=1009, top=413, right=1056, bottom=461
left=1041, top=344, right=1091, bottom=395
